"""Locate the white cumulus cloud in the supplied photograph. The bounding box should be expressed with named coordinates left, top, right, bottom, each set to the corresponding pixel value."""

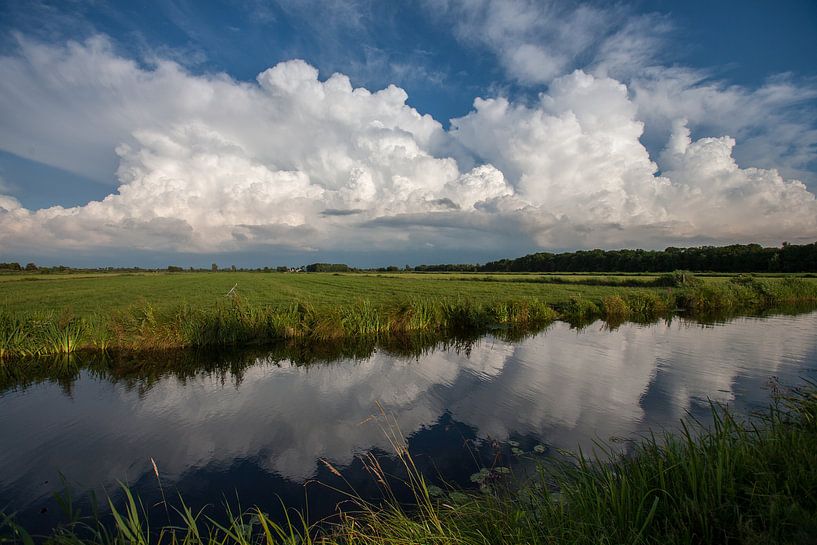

left=434, top=0, right=817, bottom=188
left=0, top=36, right=815, bottom=259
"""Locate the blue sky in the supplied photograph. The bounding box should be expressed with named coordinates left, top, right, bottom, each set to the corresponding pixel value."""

left=1, top=0, right=816, bottom=267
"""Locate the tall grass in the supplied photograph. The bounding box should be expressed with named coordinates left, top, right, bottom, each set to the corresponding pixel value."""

left=0, top=312, right=86, bottom=358
left=677, top=276, right=817, bottom=314
left=0, top=297, right=558, bottom=359
left=4, top=381, right=815, bottom=544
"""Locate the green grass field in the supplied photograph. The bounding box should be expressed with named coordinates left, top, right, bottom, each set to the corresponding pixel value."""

left=2, top=271, right=816, bottom=358
left=0, top=271, right=667, bottom=316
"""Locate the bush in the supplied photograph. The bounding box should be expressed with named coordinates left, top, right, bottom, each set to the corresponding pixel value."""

left=655, top=270, right=701, bottom=288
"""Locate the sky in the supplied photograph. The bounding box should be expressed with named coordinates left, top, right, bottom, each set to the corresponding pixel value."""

left=0, top=0, right=816, bottom=268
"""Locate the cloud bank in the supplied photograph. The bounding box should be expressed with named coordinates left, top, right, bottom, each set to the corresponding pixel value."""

left=0, top=35, right=816, bottom=259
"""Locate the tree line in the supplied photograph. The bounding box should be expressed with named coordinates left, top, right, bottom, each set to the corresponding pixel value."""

left=2, top=242, right=815, bottom=274
left=478, top=242, right=817, bottom=273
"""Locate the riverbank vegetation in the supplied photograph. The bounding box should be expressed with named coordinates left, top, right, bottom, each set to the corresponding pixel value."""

left=3, top=380, right=815, bottom=544
left=2, top=272, right=817, bottom=359
left=0, top=330, right=488, bottom=395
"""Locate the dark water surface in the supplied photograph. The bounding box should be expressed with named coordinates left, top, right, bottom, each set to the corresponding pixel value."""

left=2, top=312, right=817, bottom=534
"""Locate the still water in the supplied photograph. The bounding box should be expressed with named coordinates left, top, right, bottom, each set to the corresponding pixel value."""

left=2, top=312, right=817, bottom=533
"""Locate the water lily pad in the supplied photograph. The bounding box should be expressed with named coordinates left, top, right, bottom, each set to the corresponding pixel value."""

left=428, top=485, right=444, bottom=497
left=469, top=468, right=490, bottom=483
left=448, top=491, right=469, bottom=504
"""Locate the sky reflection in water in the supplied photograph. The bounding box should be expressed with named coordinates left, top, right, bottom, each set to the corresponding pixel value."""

left=1, top=312, right=816, bottom=531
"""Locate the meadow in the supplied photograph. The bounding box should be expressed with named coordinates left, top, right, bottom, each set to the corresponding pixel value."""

left=0, top=271, right=680, bottom=315
left=2, top=271, right=817, bottom=358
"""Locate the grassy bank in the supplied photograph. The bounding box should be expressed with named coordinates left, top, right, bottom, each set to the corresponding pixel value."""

left=3, top=381, right=815, bottom=544
left=0, top=331, right=489, bottom=395
left=2, top=273, right=817, bottom=359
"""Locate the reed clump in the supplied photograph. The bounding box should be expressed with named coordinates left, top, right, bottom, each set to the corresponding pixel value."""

left=601, top=294, right=630, bottom=322
left=488, top=298, right=558, bottom=326
left=0, top=311, right=87, bottom=358
left=556, top=296, right=600, bottom=324
left=626, top=291, right=671, bottom=320
left=676, top=276, right=817, bottom=314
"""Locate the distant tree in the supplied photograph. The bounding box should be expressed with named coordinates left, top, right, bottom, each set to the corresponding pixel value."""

left=414, top=263, right=478, bottom=272
left=24, top=262, right=38, bottom=271
left=167, top=265, right=184, bottom=272
left=276, top=266, right=288, bottom=272
left=211, top=263, right=218, bottom=272
left=230, top=265, right=237, bottom=272
left=306, top=263, right=350, bottom=272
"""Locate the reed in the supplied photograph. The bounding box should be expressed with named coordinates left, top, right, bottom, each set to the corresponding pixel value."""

left=555, top=295, right=601, bottom=324
left=625, top=291, right=671, bottom=320
left=0, top=314, right=28, bottom=359
left=387, top=298, right=442, bottom=332
left=0, top=312, right=89, bottom=358
left=601, top=294, right=630, bottom=322
left=43, top=319, right=86, bottom=354
left=675, top=276, right=817, bottom=315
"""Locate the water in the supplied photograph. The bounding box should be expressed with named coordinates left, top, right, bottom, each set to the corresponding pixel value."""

left=2, top=312, right=817, bottom=533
